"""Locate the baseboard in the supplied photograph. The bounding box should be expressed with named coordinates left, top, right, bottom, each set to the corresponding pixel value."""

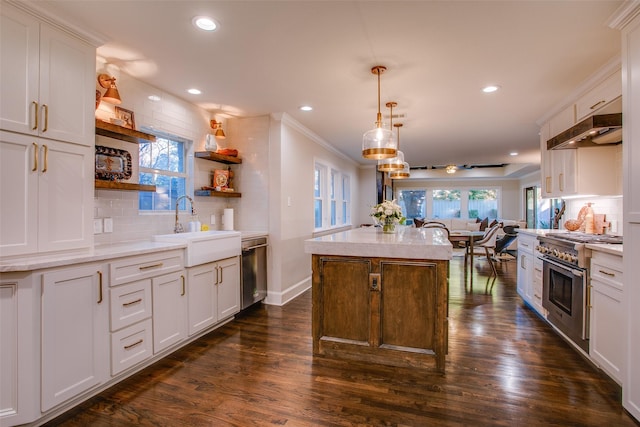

left=264, top=276, right=311, bottom=306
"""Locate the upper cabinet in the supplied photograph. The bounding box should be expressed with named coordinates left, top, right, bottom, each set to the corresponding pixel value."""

left=540, top=66, right=622, bottom=199
left=0, top=4, right=95, bottom=147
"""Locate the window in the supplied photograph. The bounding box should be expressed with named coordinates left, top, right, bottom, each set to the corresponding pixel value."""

left=398, top=190, right=426, bottom=223
left=314, top=161, right=351, bottom=230
left=314, top=164, right=325, bottom=228
left=139, top=131, right=192, bottom=212
left=330, top=169, right=337, bottom=226
left=468, top=189, right=498, bottom=220
left=341, top=175, right=351, bottom=225
left=432, top=189, right=461, bottom=218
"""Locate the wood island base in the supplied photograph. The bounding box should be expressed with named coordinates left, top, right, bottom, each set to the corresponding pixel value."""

left=311, top=254, right=449, bottom=372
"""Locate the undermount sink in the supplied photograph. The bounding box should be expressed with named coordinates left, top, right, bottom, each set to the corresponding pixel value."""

left=153, top=230, right=241, bottom=267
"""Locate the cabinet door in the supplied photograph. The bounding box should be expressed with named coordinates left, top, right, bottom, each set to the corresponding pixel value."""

left=38, top=23, right=95, bottom=146
left=0, top=273, right=39, bottom=426
left=152, top=271, right=187, bottom=353
left=590, top=279, right=623, bottom=384
left=217, top=256, right=240, bottom=321
left=0, top=132, right=38, bottom=256
left=41, top=264, right=108, bottom=412
left=552, top=149, right=577, bottom=196
left=532, top=256, right=545, bottom=314
left=0, top=5, right=39, bottom=135
left=575, top=71, right=622, bottom=121
left=37, top=139, right=93, bottom=253
left=517, top=252, right=532, bottom=302
left=187, top=263, right=217, bottom=336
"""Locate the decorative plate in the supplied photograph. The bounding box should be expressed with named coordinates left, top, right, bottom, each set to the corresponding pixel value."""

left=95, top=145, right=132, bottom=181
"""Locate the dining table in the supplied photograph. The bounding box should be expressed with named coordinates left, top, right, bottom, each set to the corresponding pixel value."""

left=447, top=230, right=486, bottom=282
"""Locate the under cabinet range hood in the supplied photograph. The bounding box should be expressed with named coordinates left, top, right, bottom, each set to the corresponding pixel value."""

left=547, top=113, right=622, bottom=150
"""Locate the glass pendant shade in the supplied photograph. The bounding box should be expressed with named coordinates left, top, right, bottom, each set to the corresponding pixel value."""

left=390, top=162, right=410, bottom=179
left=363, top=124, right=396, bottom=159
left=378, top=150, right=405, bottom=171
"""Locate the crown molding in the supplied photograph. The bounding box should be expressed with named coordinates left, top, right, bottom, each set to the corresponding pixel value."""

left=607, top=0, right=640, bottom=30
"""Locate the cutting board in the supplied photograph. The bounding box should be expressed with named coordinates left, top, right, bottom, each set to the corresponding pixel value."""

left=594, top=214, right=608, bottom=234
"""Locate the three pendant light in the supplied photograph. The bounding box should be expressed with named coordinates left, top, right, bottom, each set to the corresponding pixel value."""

left=362, top=65, right=410, bottom=179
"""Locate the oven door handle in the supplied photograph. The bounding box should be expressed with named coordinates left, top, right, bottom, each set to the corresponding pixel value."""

left=543, top=257, right=584, bottom=277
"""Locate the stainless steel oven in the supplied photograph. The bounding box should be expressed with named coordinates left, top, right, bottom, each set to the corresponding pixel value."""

left=542, top=256, right=589, bottom=352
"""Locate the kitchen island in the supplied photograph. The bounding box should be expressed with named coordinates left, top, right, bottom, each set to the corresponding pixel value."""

left=304, top=227, right=452, bottom=372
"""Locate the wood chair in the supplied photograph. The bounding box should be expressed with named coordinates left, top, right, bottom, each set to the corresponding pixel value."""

left=465, top=223, right=502, bottom=276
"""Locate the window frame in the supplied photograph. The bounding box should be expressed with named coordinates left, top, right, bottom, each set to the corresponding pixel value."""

left=395, top=186, right=502, bottom=220
left=138, top=128, right=194, bottom=213
left=314, top=159, right=351, bottom=231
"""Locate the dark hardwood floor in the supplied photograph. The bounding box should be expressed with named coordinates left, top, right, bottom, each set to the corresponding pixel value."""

left=46, top=255, right=638, bottom=426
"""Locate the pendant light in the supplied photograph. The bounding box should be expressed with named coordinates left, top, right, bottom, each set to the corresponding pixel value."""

left=390, top=123, right=410, bottom=179
left=377, top=103, right=405, bottom=172
left=362, top=65, right=397, bottom=159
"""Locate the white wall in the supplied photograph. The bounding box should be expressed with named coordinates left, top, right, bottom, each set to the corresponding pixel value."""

left=266, top=114, right=360, bottom=305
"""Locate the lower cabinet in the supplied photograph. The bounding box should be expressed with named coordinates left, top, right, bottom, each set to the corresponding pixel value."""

left=516, top=233, right=534, bottom=303
left=187, top=256, right=240, bottom=336
left=152, top=270, right=187, bottom=354
left=41, top=263, right=109, bottom=412
left=589, top=250, right=624, bottom=384
left=0, top=272, right=39, bottom=426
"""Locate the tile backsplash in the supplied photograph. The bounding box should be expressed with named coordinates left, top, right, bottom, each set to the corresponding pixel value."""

left=563, top=196, right=623, bottom=235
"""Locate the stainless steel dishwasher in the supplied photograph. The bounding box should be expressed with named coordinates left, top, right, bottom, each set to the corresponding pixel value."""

left=241, top=236, right=268, bottom=310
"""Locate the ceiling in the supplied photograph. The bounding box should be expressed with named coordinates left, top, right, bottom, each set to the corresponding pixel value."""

left=39, top=0, right=623, bottom=176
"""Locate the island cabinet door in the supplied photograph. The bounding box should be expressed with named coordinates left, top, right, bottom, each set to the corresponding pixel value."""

left=379, top=260, right=442, bottom=353
left=312, top=256, right=372, bottom=353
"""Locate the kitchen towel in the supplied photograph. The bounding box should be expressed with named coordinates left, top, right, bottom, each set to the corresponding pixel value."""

left=222, top=208, right=234, bottom=230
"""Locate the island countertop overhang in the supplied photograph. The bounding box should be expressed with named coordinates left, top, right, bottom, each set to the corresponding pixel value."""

left=304, top=227, right=453, bottom=260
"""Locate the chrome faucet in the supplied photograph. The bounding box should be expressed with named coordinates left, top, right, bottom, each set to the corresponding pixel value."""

left=174, top=195, right=196, bottom=233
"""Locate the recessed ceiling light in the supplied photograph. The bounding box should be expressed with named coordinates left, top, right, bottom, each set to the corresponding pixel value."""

left=510, top=151, right=518, bottom=156
left=187, top=88, right=201, bottom=95
left=299, top=105, right=313, bottom=111
left=193, top=16, right=218, bottom=31
left=148, top=95, right=161, bottom=102
left=482, top=85, right=500, bottom=93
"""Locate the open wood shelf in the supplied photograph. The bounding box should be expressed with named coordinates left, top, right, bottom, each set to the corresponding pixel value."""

left=95, top=180, right=157, bottom=192
left=195, top=151, right=242, bottom=164
left=95, top=119, right=156, bottom=144
left=194, top=189, right=241, bottom=198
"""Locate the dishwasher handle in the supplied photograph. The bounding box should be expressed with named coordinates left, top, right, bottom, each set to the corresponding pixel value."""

left=243, top=243, right=268, bottom=252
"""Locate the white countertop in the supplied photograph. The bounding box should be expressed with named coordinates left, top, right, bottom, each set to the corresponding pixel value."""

left=585, top=243, right=623, bottom=256
left=304, top=227, right=452, bottom=260
left=1, top=229, right=268, bottom=272
left=0, top=240, right=186, bottom=272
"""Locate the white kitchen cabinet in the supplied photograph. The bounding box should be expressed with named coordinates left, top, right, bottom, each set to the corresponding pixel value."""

left=0, top=272, right=39, bottom=426
left=0, top=4, right=95, bottom=146
left=108, top=251, right=183, bottom=374
left=575, top=70, right=622, bottom=121
left=152, top=270, right=187, bottom=354
left=589, top=250, right=624, bottom=384
left=187, top=256, right=240, bottom=336
left=0, top=131, right=93, bottom=257
left=531, top=255, right=545, bottom=315
left=41, top=264, right=109, bottom=412
left=516, top=233, right=535, bottom=307
left=619, top=6, right=640, bottom=421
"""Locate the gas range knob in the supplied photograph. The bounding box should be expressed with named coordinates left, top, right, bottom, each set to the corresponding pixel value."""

left=552, top=249, right=560, bottom=257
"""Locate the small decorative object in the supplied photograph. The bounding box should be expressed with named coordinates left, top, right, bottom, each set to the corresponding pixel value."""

left=95, top=145, right=132, bottom=181
left=212, top=169, right=229, bottom=190
left=584, top=203, right=595, bottom=234
left=114, top=106, right=135, bottom=130
left=564, top=219, right=581, bottom=231
left=109, top=117, right=125, bottom=126
left=205, top=134, right=217, bottom=151
left=370, top=199, right=405, bottom=234
left=95, top=89, right=102, bottom=110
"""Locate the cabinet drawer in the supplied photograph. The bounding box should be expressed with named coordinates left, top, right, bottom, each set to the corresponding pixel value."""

left=575, top=71, right=621, bottom=121
left=110, top=250, right=183, bottom=286
left=591, top=261, right=623, bottom=290
left=110, top=318, right=153, bottom=376
left=110, top=279, right=152, bottom=331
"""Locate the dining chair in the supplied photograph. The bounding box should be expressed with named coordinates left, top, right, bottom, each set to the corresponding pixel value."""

left=421, top=221, right=450, bottom=238
left=465, top=223, right=502, bottom=276
left=493, top=225, right=519, bottom=262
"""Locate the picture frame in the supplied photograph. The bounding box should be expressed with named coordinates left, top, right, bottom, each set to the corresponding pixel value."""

left=114, top=106, right=136, bottom=130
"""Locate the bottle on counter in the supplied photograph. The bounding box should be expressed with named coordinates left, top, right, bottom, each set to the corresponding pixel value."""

left=584, top=203, right=595, bottom=234
left=188, top=215, right=201, bottom=232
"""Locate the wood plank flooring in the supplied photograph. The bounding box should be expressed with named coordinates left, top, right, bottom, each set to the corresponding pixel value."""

left=45, top=255, right=638, bottom=426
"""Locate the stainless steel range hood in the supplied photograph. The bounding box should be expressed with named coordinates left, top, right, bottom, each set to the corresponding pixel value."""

left=546, top=113, right=622, bottom=150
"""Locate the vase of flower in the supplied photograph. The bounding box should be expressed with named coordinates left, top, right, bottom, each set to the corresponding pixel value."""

left=370, top=199, right=404, bottom=234
left=383, top=217, right=396, bottom=234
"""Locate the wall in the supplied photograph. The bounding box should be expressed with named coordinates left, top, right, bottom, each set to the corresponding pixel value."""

left=266, top=113, right=360, bottom=305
